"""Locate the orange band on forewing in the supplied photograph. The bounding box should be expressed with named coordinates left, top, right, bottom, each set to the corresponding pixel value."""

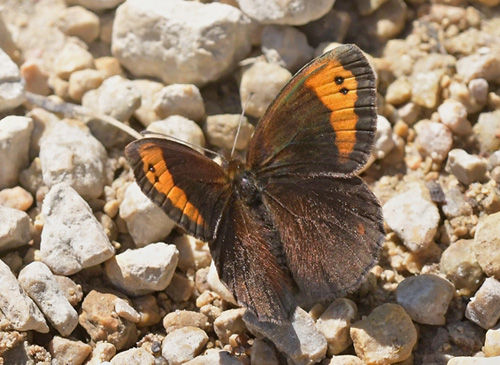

left=139, top=143, right=204, bottom=225
left=304, top=61, right=359, bottom=161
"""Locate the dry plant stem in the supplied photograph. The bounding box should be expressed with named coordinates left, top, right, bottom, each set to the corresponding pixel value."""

left=24, top=91, right=143, bottom=140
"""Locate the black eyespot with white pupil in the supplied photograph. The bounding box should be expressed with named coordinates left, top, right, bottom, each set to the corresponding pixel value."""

left=340, top=87, right=349, bottom=95
left=148, top=164, right=156, bottom=172
left=335, top=76, right=344, bottom=85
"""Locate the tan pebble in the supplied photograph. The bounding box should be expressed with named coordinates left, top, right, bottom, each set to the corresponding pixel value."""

left=48, top=336, right=92, bottom=365
left=94, top=57, right=123, bottom=78
left=163, top=310, right=210, bottom=333
left=166, top=273, right=195, bottom=303
left=20, top=60, right=50, bottom=95
left=484, top=324, right=500, bottom=357
left=103, top=199, right=120, bottom=218
left=54, top=42, right=94, bottom=80
left=385, top=76, right=412, bottom=106
left=57, top=6, right=100, bottom=44
left=85, top=342, right=116, bottom=365
left=68, top=69, right=105, bottom=102
left=0, top=186, right=33, bottom=211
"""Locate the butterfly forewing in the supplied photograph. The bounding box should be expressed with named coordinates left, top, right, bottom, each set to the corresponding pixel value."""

left=125, top=138, right=231, bottom=241
left=247, top=44, right=377, bottom=178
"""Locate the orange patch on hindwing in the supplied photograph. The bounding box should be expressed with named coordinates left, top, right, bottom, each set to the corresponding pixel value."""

left=304, top=59, right=359, bottom=161
left=139, top=143, right=204, bottom=225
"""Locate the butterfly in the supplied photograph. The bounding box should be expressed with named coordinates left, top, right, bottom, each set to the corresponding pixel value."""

left=125, top=44, right=385, bottom=323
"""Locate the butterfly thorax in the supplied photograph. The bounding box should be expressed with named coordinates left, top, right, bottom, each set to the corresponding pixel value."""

left=227, top=159, right=261, bottom=206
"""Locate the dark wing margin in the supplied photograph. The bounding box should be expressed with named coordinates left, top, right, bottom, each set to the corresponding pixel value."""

left=262, top=175, right=384, bottom=303
left=210, top=197, right=296, bottom=324
left=247, top=44, right=377, bottom=178
left=125, top=138, right=231, bottom=242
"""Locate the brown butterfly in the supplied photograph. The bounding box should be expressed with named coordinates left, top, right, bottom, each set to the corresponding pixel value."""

left=125, top=44, right=384, bottom=323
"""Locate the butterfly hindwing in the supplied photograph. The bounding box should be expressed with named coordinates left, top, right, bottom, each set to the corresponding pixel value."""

left=247, top=44, right=377, bottom=178
left=210, top=196, right=296, bottom=323
left=261, top=175, right=384, bottom=302
left=125, top=138, right=231, bottom=241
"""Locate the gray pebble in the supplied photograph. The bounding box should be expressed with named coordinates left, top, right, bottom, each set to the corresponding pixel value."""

left=0, top=260, right=48, bottom=333
left=18, top=262, right=78, bottom=336
left=396, top=274, right=455, bottom=325
left=440, top=239, right=484, bottom=293
left=244, top=306, right=327, bottom=365
left=261, top=25, right=313, bottom=72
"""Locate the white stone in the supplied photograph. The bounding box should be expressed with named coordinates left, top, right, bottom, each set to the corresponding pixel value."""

left=244, top=307, right=327, bottom=365
left=373, top=115, right=395, bottom=159
left=112, top=0, right=251, bottom=86
left=82, top=75, right=141, bottom=121
left=184, top=350, right=240, bottom=365
left=446, top=149, right=487, bottom=185
left=105, top=242, right=179, bottom=296
left=110, top=347, right=155, bottom=365
left=18, top=262, right=78, bottom=336
left=414, top=120, right=453, bottom=162
left=0, top=206, right=32, bottom=252
left=383, top=187, right=440, bottom=252
left=438, top=99, right=472, bottom=136
left=114, top=298, right=140, bottom=323
left=205, top=114, right=255, bottom=151
left=236, top=0, right=336, bottom=25
left=261, top=25, right=314, bottom=72
left=153, top=84, right=205, bottom=122
left=447, top=356, right=500, bottom=365
left=469, top=78, right=489, bottom=104
left=147, top=116, right=206, bottom=151
left=0, top=260, right=49, bottom=333
left=41, top=183, right=115, bottom=275
left=316, top=298, right=358, bottom=356
left=0, top=116, right=33, bottom=189
left=39, top=121, right=108, bottom=200
left=207, top=261, right=237, bottom=305
left=162, top=327, right=209, bottom=365
left=0, top=48, right=25, bottom=112
left=214, top=308, right=247, bottom=344
left=57, top=6, right=100, bottom=44
left=239, top=61, right=292, bottom=118
left=466, top=277, right=500, bottom=329
left=456, top=49, right=500, bottom=83
left=132, top=79, right=164, bottom=127
left=119, top=182, right=176, bottom=247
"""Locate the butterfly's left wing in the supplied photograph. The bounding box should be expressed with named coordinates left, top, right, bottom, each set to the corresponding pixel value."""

left=262, top=175, right=384, bottom=302
left=125, top=138, right=232, bottom=241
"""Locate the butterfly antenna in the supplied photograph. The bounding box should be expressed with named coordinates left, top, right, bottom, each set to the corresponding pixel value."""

left=141, top=130, right=225, bottom=161
left=231, top=92, right=254, bottom=158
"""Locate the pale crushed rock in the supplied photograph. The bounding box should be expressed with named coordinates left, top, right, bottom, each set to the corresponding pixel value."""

left=53, top=41, right=94, bottom=80
left=205, top=114, right=255, bottom=151
left=109, top=347, right=155, bottom=365
left=48, top=336, right=92, bottom=365
left=18, top=262, right=78, bottom=337
left=0, top=260, right=49, bottom=333
left=40, top=183, right=115, bottom=275
left=0, top=48, right=25, bottom=112
left=465, top=277, right=500, bottom=329
left=161, top=327, right=209, bottom=365
left=112, top=0, right=251, bottom=86
left=244, top=307, right=327, bottom=365
left=0, top=206, right=32, bottom=253
left=147, top=116, right=206, bottom=151
left=104, top=242, right=179, bottom=296
left=0, top=116, right=33, bottom=190
left=207, top=261, right=237, bottom=305
left=153, top=84, right=205, bottom=122
left=39, top=121, right=108, bottom=200
left=382, top=187, right=440, bottom=252
left=213, top=308, right=247, bottom=344
left=446, top=149, right=488, bottom=185
left=119, top=182, right=176, bottom=247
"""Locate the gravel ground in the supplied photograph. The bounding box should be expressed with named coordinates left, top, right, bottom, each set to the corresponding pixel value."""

left=1, top=0, right=500, bottom=364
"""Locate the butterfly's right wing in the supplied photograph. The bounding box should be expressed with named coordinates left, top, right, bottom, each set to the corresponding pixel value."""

left=125, top=138, right=232, bottom=241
